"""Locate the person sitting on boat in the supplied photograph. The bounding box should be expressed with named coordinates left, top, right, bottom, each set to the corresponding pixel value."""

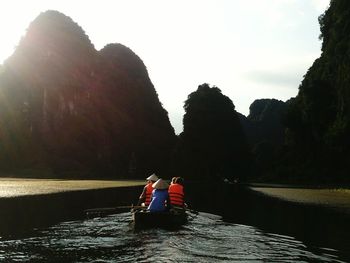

left=137, top=173, right=159, bottom=206
left=148, top=179, right=170, bottom=212
left=168, top=177, right=185, bottom=208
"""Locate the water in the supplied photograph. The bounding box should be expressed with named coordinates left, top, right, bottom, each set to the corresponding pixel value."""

left=0, top=212, right=345, bottom=262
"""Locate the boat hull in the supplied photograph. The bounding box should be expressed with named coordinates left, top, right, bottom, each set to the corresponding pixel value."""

left=132, top=209, right=187, bottom=229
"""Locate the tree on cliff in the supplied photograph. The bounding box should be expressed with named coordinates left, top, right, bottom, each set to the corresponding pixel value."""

left=282, top=0, right=350, bottom=182
left=176, top=83, right=251, bottom=181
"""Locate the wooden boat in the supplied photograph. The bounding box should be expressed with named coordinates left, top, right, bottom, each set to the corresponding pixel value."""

left=132, top=208, right=188, bottom=229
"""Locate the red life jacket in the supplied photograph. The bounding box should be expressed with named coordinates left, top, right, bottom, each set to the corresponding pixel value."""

left=168, top=183, right=184, bottom=207
left=145, top=183, right=154, bottom=206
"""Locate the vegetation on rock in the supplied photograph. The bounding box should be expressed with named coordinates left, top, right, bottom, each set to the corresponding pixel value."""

left=175, top=84, right=251, bottom=181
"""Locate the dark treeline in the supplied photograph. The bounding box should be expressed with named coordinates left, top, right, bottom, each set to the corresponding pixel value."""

left=0, top=1, right=349, bottom=184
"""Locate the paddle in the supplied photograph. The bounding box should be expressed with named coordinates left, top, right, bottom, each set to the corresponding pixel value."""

left=173, top=206, right=222, bottom=220
left=85, top=205, right=147, bottom=216
left=196, top=211, right=222, bottom=220
left=86, top=205, right=222, bottom=221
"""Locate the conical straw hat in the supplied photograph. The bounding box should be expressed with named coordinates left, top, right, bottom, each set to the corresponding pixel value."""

left=146, top=173, right=158, bottom=182
left=152, top=179, right=169, bottom=189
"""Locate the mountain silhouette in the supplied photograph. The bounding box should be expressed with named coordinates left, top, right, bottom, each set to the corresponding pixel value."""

left=0, top=10, right=175, bottom=178
left=283, top=0, right=350, bottom=183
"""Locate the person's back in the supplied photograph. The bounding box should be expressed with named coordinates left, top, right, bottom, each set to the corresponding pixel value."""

left=138, top=173, right=158, bottom=206
left=148, top=189, right=169, bottom=212
left=148, top=179, right=170, bottom=212
left=143, top=182, right=154, bottom=206
left=168, top=180, right=185, bottom=207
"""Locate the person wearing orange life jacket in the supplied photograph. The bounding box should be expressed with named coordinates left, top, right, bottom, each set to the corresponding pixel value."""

left=137, top=173, right=158, bottom=206
left=168, top=177, right=185, bottom=207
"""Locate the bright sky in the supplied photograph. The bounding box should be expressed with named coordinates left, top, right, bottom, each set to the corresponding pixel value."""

left=0, top=0, right=330, bottom=134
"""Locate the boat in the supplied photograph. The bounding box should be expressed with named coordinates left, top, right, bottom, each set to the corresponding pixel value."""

left=132, top=208, right=188, bottom=229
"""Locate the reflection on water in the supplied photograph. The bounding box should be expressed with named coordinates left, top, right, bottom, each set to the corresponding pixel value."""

left=0, top=212, right=345, bottom=262
left=0, top=179, right=145, bottom=198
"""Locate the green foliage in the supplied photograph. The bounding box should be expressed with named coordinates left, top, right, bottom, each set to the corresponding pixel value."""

left=282, top=0, right=350, bottom=183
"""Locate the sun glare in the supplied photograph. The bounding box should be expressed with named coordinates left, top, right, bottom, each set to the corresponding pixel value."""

left=0, top=0, right=330, bottom=133
left=0, top=10, right=31, bottom=64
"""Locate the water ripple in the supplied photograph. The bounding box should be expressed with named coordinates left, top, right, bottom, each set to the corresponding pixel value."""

left=0, top=212, right=345, bottom=262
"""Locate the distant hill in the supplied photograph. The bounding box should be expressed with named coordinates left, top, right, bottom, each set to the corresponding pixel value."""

left=0, top=10, right=175, bottom=178
left=239, top=99, right=287, bottom=177
left=176, top=84, right=251, bottom=181
left=246, top=98, right=287, bottom=146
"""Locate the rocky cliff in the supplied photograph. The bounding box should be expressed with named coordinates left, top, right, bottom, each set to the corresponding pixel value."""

left=0, top=10, right=175, bottom=178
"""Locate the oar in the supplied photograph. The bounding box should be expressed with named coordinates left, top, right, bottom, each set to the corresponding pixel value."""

left=185, top=208, right=199, bottom=215
left=85, top=205, right=147, bottom=215
left=196, top=211, right=222, bottom=220
left=173, top=206, right=222, bottom=220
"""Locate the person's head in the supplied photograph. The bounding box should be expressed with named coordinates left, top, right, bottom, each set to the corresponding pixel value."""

left=175, top=177, right=184, bottom=185
left=146, top=173, right=158, bottom=183
left=171, top=177, right=178, bottom=184
left=152, top=179, right=169, bottom=190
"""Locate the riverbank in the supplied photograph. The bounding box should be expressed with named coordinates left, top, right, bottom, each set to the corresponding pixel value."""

left=0, top=178, right=145, bottom=237
left=249, top=186, right=350, bottom=214
left=0, top=178, right=145, bottom=198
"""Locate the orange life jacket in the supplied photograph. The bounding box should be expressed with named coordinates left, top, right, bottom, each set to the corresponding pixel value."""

left=168, top=183, right=184, bottom=207
left=145, top=183, right=154, bottom=206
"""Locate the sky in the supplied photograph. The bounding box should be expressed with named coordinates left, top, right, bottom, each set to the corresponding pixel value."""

left=0, top=0, right=330, bottom=134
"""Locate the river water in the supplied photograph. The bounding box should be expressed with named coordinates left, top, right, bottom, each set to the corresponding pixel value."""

left=0, top=212, right=346, bottom=262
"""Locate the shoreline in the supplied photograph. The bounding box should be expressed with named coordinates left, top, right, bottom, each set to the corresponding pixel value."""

left=249, top=186, right=350, bottom=215
left=0, top=178, right=145, bottom=198
left=0, top=178, right=349, bottom=240
left=0, top=183, right=144, bottom=237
